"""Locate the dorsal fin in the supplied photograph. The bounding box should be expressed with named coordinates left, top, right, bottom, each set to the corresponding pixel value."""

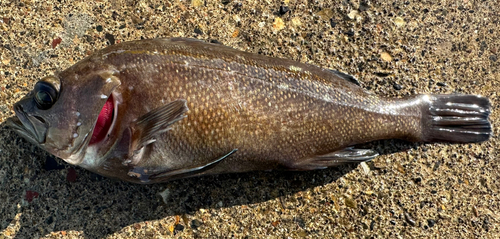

left=328, top=70, right=361, bottom=86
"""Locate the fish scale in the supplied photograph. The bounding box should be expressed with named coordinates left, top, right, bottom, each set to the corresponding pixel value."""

left=8, top=38, right=492, bottom=183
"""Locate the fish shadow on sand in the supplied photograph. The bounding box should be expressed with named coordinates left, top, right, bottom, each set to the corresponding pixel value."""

left=0, top=122, right=421, bottom=238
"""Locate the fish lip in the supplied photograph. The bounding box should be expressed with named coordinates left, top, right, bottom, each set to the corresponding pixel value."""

left=8, top=104, right=47, bottom=144
left=6, top=116, right=38, bottom=144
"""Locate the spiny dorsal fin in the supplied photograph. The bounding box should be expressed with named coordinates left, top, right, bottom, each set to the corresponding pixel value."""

left=328, top=70, right=361, bottom=86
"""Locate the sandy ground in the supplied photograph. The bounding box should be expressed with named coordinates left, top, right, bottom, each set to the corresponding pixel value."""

left=0, top=0, right=499, bottom=238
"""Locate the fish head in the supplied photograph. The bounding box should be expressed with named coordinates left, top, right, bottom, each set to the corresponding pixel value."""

left=8, top=69, right=121, bottom=165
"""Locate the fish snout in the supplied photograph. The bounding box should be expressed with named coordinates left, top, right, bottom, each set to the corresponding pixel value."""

left=12, top=101, right=49, bottom=144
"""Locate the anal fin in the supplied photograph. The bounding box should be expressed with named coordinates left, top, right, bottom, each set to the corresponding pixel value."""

left=289, top=148, right=378, bottom=171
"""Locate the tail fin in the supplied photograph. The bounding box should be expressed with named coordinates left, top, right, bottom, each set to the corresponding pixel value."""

left=422, top=94, right=492, bottom=143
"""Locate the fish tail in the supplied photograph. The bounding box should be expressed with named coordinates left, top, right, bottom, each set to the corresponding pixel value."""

left=420, top=94, right=492, bottom=143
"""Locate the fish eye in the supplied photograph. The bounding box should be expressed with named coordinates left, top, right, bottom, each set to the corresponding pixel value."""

left=34, top=81, right=58, bottom=110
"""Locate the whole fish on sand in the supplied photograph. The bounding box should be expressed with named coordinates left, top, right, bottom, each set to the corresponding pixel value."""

left=7, top=38, right=492, bottom=183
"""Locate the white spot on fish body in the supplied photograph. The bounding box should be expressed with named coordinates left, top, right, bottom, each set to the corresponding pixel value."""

left=277, top=83, right=290, bottom=90
left=289, top=66, right=302, bottom=72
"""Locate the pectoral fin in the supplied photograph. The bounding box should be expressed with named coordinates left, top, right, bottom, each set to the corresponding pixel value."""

left=289, top=147, right=378, bottom=170
left=130, top=99, right=188, bottom=153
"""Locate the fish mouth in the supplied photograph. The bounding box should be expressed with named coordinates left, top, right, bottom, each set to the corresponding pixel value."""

left=7, top=104, right=47, bottom=145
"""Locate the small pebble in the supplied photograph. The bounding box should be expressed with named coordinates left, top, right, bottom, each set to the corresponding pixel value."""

left=174, top=224, right=184, bottom=232
left=394, top=17, right=406, bottom=27
left=427, top=219, right=436, bottom=227
left=393, top=83, right=402, bottom=90
left=105, top=33, right=115, bottom=45
left=279, top=6, right=290, bottom=15
left=2, top=17, right=10, bottom=24
left=360, top=162, right=370, bottom=175
left=381, top=52, right=393, bottom=62
left=159, top=188, right=171, bottom=204
left=473, top=206, right=479, bottom=217
left=348, top=10, right=360, bottom=20
left=359, top=2, right=370, bottom=11
left=294, top=217, right=306, bottom=228
left=191, top=219, right=203, bottom=229
left=194, top=27, right=203, bottom=35
left=134, top=223, right=142, bottom=229
left=344, top=196, right=357, bottom=209
left=437, top=82, right=447, bottom=87
left=233, top=2, right=242, bottom=11
left=330, top=18, right=337, bottom=28
left=273, top=17, right=285, bottom=31
left=96, top=25, right=103, bottom=32
left=317, top=9, right=334, bottom=19
left=192, top=0, right=203, bottom=7
left=345, top=30, right=355, bottom=37
left=405, top=213, right=416, bottom=226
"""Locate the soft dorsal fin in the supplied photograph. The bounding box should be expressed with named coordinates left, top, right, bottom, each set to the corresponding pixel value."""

left=130, top=99, right=189, bottom=153
left=328, top=70, right=361, bottom=86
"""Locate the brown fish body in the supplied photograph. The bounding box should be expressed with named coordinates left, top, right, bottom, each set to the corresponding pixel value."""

left=8, top=38, right=491, bottom=183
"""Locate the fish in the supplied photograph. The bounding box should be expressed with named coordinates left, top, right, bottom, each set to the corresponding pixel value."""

left=7, top=38, right=492, bottom=184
